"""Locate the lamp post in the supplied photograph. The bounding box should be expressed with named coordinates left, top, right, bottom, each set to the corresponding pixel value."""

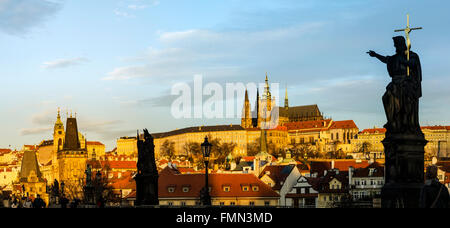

left=201, top=136, right=212, bottom=206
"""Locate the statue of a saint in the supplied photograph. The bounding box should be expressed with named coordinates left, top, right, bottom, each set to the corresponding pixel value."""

left=135, top=129, right=159, bottom=206
left=368, top=36, right=422, bottom=136
left=85, top=164, right=92, bottom=187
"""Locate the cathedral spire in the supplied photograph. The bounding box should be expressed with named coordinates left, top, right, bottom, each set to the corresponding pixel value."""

left=263, top=72, right=271, bottom=100
left=285, top=85, right=289, bottom=109
left=54, top=107, right=64, bottom=132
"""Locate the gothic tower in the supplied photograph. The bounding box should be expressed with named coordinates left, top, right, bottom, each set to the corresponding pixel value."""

left=241, top=89, right=252, bottom=128
left=53, top=108, right=65, bottom=152
left=57, top=114, right=88, bottom=196
left=258, top=73, right=274, bottom=128
left=284, top=86, right=289, bottom=109
left=252, top=88, right=260, bottom=128
left=51, top=108, right=65, bottom=181
left=262, top=72, right=272, bottom=113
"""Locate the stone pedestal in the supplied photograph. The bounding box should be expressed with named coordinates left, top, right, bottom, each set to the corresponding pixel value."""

left=381, top=133, right=427, bottom=208
left=83, top=186, right=95, bottom=205
left=135, top=173, right=159, bottom=206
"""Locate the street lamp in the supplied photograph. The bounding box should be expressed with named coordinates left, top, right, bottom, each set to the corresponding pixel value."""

left=60, top=181, right=65, bottom=195
left=201, top=136, right=212, bottom=206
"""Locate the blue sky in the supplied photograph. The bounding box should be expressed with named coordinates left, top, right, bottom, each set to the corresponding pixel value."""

left=0, top=0, right=449, bottom=150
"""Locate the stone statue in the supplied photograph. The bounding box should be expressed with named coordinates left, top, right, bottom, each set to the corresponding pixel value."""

left=368, top=36, right=422, bottom=136
left=85, top=164, right=92, bottom=187
left=135, top=129, right=159, bottom=206
left=367, top=15, right=427, bottom=208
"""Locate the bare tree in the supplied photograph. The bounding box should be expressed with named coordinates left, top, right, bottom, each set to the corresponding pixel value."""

left=160, top=140, right=176, bottom=161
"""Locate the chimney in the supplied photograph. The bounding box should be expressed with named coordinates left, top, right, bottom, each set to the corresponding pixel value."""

left=331, top=160, right=335, bottom=170
left=349, top=166, right=353, bottom=186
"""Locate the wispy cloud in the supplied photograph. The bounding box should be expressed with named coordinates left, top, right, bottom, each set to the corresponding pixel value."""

left=42, top=57, right=89, bottom=69
left=103, top=22, right=326, bottom=81
left=20, top=127, right=53, bottom=136
left=114, top=0, right=160, bottom=18
left=0, top=0, right=63, bottom=35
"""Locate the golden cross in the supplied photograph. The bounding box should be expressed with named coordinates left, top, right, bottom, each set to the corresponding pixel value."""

left=394, top=14, right=422, bottom=76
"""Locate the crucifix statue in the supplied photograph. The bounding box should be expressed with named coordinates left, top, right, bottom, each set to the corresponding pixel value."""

left=367, top=14, right=428, bottom=208
left=367, top=14, right=423, bottom=135
left=394, top=14, right=423, bottom=76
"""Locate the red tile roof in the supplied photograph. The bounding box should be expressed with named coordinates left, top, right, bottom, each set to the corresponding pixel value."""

left=285, top=119, right=332, bottom=131
left=361, top=128, right=387, bottom=134
left=329, top=120, right=358, bottom=130
left=268, top=126, right=288, bottom=131
left=361, top=126, right=450, bottom=134
left=86, top=141, right=104, bottom=146
left=421, top=126, right=449, bottom=130
left=110, top=173, right=136, bottom=190
left=309, top=160, right=369, bottom=176
left=177, top=167, right=201, bottom=174
left=159, top=167, right=279, bottom=198
left=102, top=161, right=136, bottom=170
left=0, top=149, right=12, bottom=155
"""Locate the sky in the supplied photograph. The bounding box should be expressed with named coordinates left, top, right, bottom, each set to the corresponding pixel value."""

left=0, top=0, right=449, bottom=151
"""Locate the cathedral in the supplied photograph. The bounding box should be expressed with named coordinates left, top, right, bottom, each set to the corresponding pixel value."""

left=241, top=74, right=324, bottom=129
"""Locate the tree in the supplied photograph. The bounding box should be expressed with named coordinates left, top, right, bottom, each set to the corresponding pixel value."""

left=208, top=135, right=236, bottom=169
left=325, top=149, right=346, bottom=159
left=247, top=138, right=260, bottom=156
left=183, top=142, right=202, bottom=168
left=160, top=140, right=176, bottom=161
left=358, top=142, right=372, bottom=160
left=290, top=143, right=322, bottom=160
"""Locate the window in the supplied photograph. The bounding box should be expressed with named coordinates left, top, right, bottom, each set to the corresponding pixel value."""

left=249, top=201, right=255, bottom=206
left=219, top=202, right=225, bottom=206
left=168, top=187, right=175, bottom=193
left=168, top=202, right=174, bottom=206
left=242, top=186, right=249, bottom=191
left=223, top=186, right=231, bottom=192
left=252, top=186, right=259, bottom=192
left=181, top=202, right=186, bottom=206
left=230, top=202, right=236, bottom=206
left=182, top=187, right=190, bottom=193
left=265, top=201, right=270, bottom=206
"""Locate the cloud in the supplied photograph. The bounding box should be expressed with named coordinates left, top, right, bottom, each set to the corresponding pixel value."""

left=114, top=9, right=135, bottom=18
left=0, top=0, right=63, bottom=35
left=20, top=127, right=53, bottom=136
left=114, top=0, right=160, bottom=18
left=42, top=57, right=89, bottom=69
left=103, top=22, right=326, bottom=82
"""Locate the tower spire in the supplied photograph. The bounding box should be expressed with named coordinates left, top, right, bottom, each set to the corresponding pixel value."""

left=284, top=85, right=289, bottom=109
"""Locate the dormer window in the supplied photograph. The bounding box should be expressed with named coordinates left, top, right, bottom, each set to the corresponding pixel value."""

left=242, top=185, right=249, bottom=191
left=182, top=186, right=190, bottom=193
left=223, top=186, right=231, bottom=192
left=168, top=186, right=176, bottom=193
left=252, top=185, right=259, bottom=192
